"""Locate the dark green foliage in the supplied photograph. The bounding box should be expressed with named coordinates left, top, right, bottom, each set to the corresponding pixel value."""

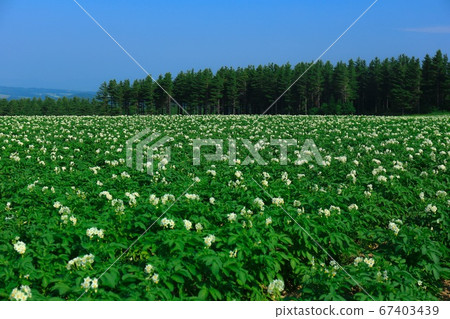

left=1, top=50, right=449, bottom=116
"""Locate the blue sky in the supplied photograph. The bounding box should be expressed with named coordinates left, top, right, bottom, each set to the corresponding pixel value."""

left=1, top=0, right=449, bottom=91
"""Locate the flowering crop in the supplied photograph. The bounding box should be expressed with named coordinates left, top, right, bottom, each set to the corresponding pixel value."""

left=0, top=115, right=448, bottom=301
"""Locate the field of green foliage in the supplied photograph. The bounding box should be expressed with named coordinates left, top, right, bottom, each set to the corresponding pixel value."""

left=0, top=115, right=448, bottom=301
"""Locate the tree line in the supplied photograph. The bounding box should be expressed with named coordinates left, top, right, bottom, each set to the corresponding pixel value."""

left=1, top=50, right=449, bottom=116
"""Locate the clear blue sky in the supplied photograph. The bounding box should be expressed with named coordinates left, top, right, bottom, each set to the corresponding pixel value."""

left=1, top=0, right=449, bottom=91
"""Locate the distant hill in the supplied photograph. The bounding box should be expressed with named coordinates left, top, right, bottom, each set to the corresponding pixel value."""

left=0, top=86, right=96, bottom=100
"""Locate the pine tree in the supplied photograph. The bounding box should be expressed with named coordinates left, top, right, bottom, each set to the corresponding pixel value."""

left=209, top=73, right=224, bottom=114
left=421, top=54, right=434, bottom=112
left=354, top=58, right=368, bottom=114
left=333, top=61, right=349, bottom=104
left=432, top=50, right=446, bottom=110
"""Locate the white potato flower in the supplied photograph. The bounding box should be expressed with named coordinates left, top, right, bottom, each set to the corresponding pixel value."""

left=195, top=223, right=203, bottom=232
left=272, top=197, right=284, bottom=206
left=204, top=234, right=216, bottom=248
left=13, top=241, right=26, bottom=255
left=151, top=273, right=159, bottom=284
left=353, top=257, right=363, bottom=266
left=183, top=219, right=193, bottom=231
left=86, top=227, right=105, bottom=239
left=425, top=204, right=437, bottom=214
left=91, top=278, right=99, bottom=292
left=267, top=279, right=284, bottom=295
left=364, top=257, right=375, bottom=268
left=227, top=213, right=237, bottom=223
left=161, top=218, right=175, bottom=229
left=145, top=264, right=154, bottom=274
left=388, top=222, right=400, bottom=236
left=253, top=198, right=265, bottom=210
left=293, top=200, right=302, bottom=207
left=10, top=285, right=32, bottom=301
left=67, top=254, right=95, bottom=270
left=185, top=193, right=200, bottom=200
left=81, top=277, right=92, bottom=291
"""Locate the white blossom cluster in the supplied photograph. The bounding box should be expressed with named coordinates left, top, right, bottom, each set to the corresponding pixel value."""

left=61, top=214, right=77, bottom=226
left=185, top=193, right=200, bottom=200
left=183, top=219, right=193, bottom=230
left=99, top=191, right=113, bottom=201
left=204, top=234, right=216, bottom=248
left=242, top=220, right=253, bottom=229
left=149, top=194, right=160, bottom=206
left=353, top=257, right=363, bottom=266
left=425, top=204, right=438, bottom=214
left=27, top=180, right=39, bottom=191
left=89, top=166, right=101, bottom=174
left=54, top=202, right=76, bottom=225
left=81, top=277, right=99, bottom=292
left=267, top=279, right=284, bottom=295
left=354, top=256, right=375, bottom=268
left=281, top=172, right=291, bottom=185
left=206, top=169, right=216, bottom=177
left=436, top=190, right=447, bottom=198
left=364, top=184, right=373, bottom=198
left=144, top=264, right=154, bottom=274
left=161, top=217, right=175, bottom=229
left=372, top=166, right=386, bottom=176
left=112, top=199, right=125, bottom=214
left=144, top=264, right=159, bottom=284
left=120, top=171, right=131, bottom=179
left=318, top=205, right=341, bottom=217
left=227, top=213, right=237, bottom=223
left=229, top=249, right=238, bottom=258
left=364, top=257, right=375, bottom=268
left=346, top=170, right=357, bottom=184
left=253, top=198, right=265, bottom=211
left=125, top=192, right=139, bottom=207
left=13, top=241, right=26, bottom=255
left=67, top=254, right=95, bottom=270
left=388, top=222, right=400, bottom=236
left=10, top=285, right=32, bottom=301
left=10, top=152, right=21, bottom=162
left=377, top=270, right=389, bottom=282
left=334, top=156, right=347, bottom=163
left=195, top=223, right=203, bottom=232
left=240, top=206, right=253, bottom=218
left=86, top=227, right=105, bottom=239
left=161, top=194, right=175, bottom=205
left=261, top=172, right=270, bottom=187
left=272, top=197, right=284, bottom=206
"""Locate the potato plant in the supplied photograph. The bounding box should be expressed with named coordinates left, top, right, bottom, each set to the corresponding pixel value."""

left=0, top=115, right=448, bottom=300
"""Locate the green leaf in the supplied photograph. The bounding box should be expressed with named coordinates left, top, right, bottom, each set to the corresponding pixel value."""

left=171, top=274, right=184, bottom=284
left=102, top=271, right=119, bottom=288
left=211, top=262, right=220, bottom=277
left=52, top=282, right=71, bottom=295
left=198, top=287, right=208, bottom=300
